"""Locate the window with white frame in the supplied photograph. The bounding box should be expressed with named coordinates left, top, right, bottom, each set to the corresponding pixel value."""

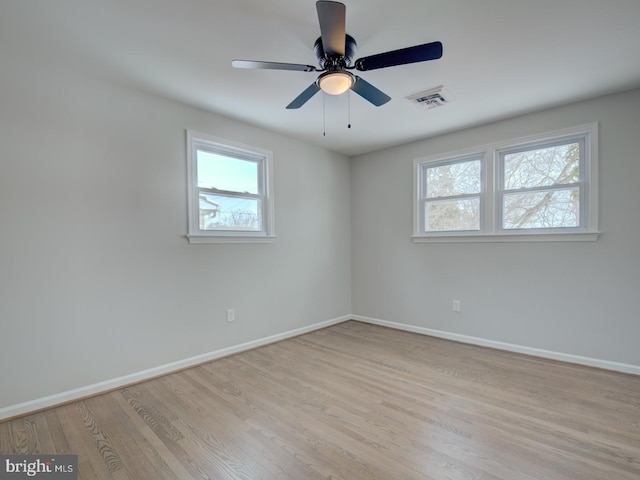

left=186, top=131, right=275, bottom=243
left=498, top=138, right=584, bottom=231
left=421, top=155, right=484, bottom=233
left=413, top=123, right=599, bottom=242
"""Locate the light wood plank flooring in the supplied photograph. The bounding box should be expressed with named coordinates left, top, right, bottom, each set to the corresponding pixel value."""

left=1, top=321, right=639, bottom=479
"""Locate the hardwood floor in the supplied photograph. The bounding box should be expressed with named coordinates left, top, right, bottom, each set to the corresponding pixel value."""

left=1, top=321, right=639, bottom=479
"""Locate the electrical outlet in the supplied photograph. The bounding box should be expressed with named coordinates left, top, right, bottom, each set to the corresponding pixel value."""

left=452, top=300, right=461, bottom=313
left=226, top=308, right=235, bottom=322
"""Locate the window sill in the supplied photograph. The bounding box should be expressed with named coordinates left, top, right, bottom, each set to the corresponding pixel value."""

left=186, top=234, right=276, bottom=244
left=411, top=231, right=601, bottom=243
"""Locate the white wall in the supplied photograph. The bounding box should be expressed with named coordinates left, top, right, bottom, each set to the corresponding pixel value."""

left=0, top=56, right=352, bottom=410
left=351, top=88, right=640, bottom=367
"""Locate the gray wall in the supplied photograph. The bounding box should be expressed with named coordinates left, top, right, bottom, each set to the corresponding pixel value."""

left=351, top=88, right=640, bottom=367
left=0, top=57, right=352, bottom=409
left=2, top=44, right=639, bottom=413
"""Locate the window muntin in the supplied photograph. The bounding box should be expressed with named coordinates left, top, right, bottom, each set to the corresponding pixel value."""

left=187, top=131, right=274, bottom=243
left=413, top=124, right=598, bottom=242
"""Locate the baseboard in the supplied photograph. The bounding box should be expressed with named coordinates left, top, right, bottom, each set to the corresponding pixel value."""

left=352, top=315, right=640, bottom=376
left=4, top=314, right=638, bottom=421
left=0, top=315, right=350, bottom=422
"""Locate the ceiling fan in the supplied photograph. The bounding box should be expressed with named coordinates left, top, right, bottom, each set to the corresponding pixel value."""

left=232, top=1, right=443, bottom=109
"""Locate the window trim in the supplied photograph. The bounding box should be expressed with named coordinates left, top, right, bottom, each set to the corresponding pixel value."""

left=413, top=123, right=600, bottom=243
left=186, top=130, right=275, bottom=244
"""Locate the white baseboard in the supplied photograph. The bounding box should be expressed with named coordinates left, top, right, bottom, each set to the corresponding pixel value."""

left=3, top=314, right=638, bottom=421
left=0, top=315, right=350, bottom=422
left=352, top=315, right=640, bottom=376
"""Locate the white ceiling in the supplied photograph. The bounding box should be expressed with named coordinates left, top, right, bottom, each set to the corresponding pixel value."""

left=3, top=0, right=640, bottom=156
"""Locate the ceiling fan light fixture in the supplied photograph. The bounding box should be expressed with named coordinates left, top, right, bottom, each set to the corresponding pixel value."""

left=318, top=71, right=354, bottom=95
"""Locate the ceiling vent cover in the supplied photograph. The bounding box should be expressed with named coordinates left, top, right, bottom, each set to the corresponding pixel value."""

left=406, top=85, right=453, bottom=110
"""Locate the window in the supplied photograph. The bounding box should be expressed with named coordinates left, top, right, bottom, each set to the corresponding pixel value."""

left=413, top=123, right=599, bottom=242
left=421, top=155, right=484, bottom=233
left=186, top=131, right=275, bottom=243
left=498, top=139, right=584, bottom=231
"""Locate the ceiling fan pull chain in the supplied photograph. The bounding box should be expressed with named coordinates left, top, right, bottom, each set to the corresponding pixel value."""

left=323, top=93, right=326, bottom=136
left=348, top=90, right=352, bottom=129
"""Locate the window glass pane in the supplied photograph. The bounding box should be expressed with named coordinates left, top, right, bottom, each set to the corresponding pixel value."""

left=199, top=193, right=261, bottom=231
left=426, top=160, right=481, bottom=198
left=503, top=188, right=580, bottom=229
left=197, top=150, right=259, bottom=194
left=503, top=143, right=580, bottom=190
left=425, top=198, right=480, bottom=231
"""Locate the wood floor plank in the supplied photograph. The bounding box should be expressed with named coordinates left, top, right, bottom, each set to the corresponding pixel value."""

left=74, top=400, right=133, bottom=480
left=43, top=408, right=71, bottom=453
left=1, top=321, right=639, bottom=479
left=53, top=403, right=115, bottom=480
left=88, top=392, right=177, bottom=480
left=0, top=420, right=14, bottom=454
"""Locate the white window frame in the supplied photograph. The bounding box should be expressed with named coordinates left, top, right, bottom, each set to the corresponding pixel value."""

left=418, top=153, right=487, bottom=235
left=186, top=130, right=275, bottom=244
left=413, top=123, right=600, bottom=243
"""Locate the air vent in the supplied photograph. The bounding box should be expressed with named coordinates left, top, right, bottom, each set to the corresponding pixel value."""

left=406, top=85, right=453, bottom=110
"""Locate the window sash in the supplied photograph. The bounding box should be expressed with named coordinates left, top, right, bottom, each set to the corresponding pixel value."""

left=419, top=155, right=485, bottom=234
left=423, top=196, right=482, bottom=232
left=496, top=136, right=587, bottom=232
left=194, top=149, right=267, bottom=234
left=197, top=190, right=265, bottom=233
left=500, top=187, right=582, bottom=230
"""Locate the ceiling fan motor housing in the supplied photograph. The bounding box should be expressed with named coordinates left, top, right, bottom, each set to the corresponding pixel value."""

left=314, top=34, right=357, bottom=70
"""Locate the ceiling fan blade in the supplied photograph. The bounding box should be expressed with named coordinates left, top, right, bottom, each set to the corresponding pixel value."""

left=350, top=76, right=391, bottom=106
left=286, top=83, right=321, bottom=109
left=232, top=60, right=317, bottom=72
left=316, top=1, right=346, bottom=56
left=354, top=41, right=443, bottom=71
